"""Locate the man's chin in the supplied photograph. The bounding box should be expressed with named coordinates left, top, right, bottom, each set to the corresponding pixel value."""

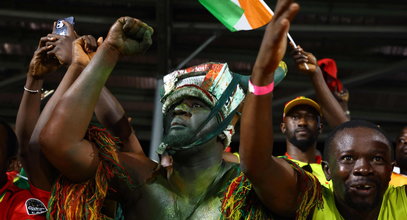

left=162, top=133, right=193, bottom=149
left=289, top=138, right=315, bottom=152
left=346, top=199, right=377, bottom=210
left=344, top=192, right=381, bottom=210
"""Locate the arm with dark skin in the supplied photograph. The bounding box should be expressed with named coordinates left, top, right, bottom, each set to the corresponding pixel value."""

left=239, top=0, right=303, bottom=217
left=16, top=36, right=57, bottom=157
left=17, top=19, right=144, bottom=189
left=39, top=17, right=154, bottom=183
left=48, top=20, right=144, bottom=154
left=291, top=46, right=348, bottom=127
left=95, top=88, right=144, bottom=154
left=49, top=20, right=144, bottom=154
left=22, top=23, right=98, bottom=189
left=222, top=152, right=240, bottom=164
left=15, top=35, right=62, bottom=190
left=45, top=21, right=144, bottom=154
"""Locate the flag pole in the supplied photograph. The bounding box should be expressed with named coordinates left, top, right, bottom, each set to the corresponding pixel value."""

left=286, top=33, right=309, bottom=70
left=270, top=11, right=309, bottom=70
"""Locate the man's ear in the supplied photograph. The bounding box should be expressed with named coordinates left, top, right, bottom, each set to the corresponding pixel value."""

left=322, top=160, right=332, bottom=181
left=318, top=122, right=323, bottom=134
left=391, top=161, right=396, bottom=169
left=217, top=133, right=226, bottom=143
left=389, top=161, right=396, bottom=182
left=280, top=122, right=286, bottom=134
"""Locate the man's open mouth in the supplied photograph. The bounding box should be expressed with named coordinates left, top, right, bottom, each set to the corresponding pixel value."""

left=349, top=182, right=376, bottom=195
left=353, top=184, right=373, bottom=190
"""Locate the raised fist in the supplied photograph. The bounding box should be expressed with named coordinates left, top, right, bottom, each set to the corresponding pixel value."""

left=291, top=45, right=318, bottom=74
left=72, top=35, right=102, bottom=67
left=105, top=17, right=153, bottom=56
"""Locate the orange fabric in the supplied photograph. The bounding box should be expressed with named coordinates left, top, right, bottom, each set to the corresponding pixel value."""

left=202, top=63, right=223, bottom=90
left=390, top=172, right=407, bottom=187
left=238, top=0, right=272, bottom=29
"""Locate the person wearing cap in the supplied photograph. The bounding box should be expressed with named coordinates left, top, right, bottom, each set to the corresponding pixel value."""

left=280, top=96, right=328, bottom=184
left=37, top=15, right=263, bottom=219
left=275, top=46, right=348, bottom=185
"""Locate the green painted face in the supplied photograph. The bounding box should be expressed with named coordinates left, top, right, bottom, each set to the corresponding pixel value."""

left=163, top=97, right=219, bottom=150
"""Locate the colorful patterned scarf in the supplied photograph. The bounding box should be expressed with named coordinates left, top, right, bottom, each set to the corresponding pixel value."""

left=47, top=125, right=133, bottom=220
left=220, top=159, right=323, bottom=220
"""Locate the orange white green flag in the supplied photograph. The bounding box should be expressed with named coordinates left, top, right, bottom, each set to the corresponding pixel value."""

left=198, top=0, right=273, bottom=32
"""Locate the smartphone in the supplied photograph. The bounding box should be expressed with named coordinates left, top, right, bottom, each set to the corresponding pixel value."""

left=54, top=16, right=75, bottom=36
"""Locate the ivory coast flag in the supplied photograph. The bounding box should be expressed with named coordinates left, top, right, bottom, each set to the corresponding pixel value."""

left=199, top=0, right=273, bottom=32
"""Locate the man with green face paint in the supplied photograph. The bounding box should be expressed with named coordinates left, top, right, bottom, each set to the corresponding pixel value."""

left=40, top=56, right=247, bottom=218
left=147, top=61, right=285, bottom=218
left=158, top=63, right=245, bottom=156
left=38, top=14, right=291, bottom=218
left=36, top=1, right=322, bottom=215
left=148, top=62, right=247, bottom=219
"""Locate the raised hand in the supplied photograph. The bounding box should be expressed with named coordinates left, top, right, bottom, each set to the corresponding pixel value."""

left=72, top=35, right=102, bottom=67
left=291, top=46, right=350, bottom=126
left=252, top=0, right=299, bottom=84
left=46, top=20, right=78, bottom=65
left=105, top=17, right=153, bottom=56
left=239, top=0, right=304, bottom=215
left=334, top=88, right=349, bottom=103
left=291, top=45, right=318, bottom=74
left=28, top=36, right=60, bottom=79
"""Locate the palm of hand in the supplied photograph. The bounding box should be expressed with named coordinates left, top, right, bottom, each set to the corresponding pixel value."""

left=253, top=1, right=298, bottom=76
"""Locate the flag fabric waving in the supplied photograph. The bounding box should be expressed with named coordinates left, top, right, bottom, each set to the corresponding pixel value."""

left=199, top=0, right=273, bottom=32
